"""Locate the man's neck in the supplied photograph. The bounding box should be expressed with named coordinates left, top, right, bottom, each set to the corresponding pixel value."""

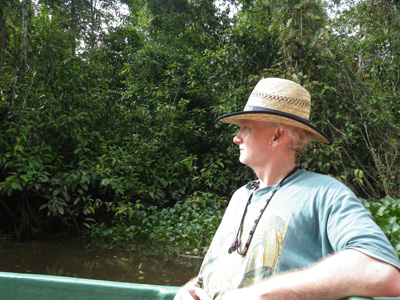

left=257, top=163, right=297, bottom=188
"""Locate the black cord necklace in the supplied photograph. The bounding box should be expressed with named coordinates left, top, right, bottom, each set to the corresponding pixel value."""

left=228, top=166, right=299, bottom=256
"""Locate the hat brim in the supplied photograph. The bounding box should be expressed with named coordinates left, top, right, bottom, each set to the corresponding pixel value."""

left=216, top=109, right=332, bottom=145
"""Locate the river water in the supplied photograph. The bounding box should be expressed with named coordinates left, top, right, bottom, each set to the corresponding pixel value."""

left=0, top=238, right=202, bottom=286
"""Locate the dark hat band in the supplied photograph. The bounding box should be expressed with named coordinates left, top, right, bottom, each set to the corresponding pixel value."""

left=216, top=106, right=332, bottom=145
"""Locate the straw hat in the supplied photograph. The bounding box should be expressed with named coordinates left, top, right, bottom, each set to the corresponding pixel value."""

left=216, top=78, right=332, bottom=144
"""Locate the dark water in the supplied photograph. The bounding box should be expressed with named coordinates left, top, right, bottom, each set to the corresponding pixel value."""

left=0, top=238, right=202, bottom=286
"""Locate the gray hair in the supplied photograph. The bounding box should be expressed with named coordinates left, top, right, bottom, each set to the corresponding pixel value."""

left=265, top=122, right=312, bottom=158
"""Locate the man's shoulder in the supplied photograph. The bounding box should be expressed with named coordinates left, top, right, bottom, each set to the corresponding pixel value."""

left=294, top=169, right=356, bottom=198
left=298, top=169, right=346, bottom=186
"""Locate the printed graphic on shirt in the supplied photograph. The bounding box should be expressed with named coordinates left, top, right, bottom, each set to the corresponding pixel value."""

left=239, top=212, right=291, bottom=288
left=197, top=225, right=244, bottom=298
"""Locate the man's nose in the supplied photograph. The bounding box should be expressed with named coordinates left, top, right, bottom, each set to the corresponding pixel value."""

left=233, top=133, right=241, bottom=144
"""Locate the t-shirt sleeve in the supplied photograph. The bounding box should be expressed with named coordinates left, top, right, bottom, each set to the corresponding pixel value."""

left=322, top=183, right=400, bottom=270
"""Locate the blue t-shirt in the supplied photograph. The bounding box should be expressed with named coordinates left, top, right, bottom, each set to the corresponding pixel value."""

left=197, top=169, right=400, bottom=299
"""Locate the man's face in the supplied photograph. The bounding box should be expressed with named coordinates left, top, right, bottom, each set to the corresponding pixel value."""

left=233, top=120, right=274, bottom=169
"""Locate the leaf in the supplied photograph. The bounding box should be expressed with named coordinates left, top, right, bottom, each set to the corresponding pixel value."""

left=19, top=175, right=29, bottom=183
left=100, top=178, right=110, bottom=187
left=6, top=175, right=17, bottom=182
left=58, top=206, right=64, bottom=215
left=39, top=204, right=48, bottom=210
left=52, top=189, right=61, bottom=197
left=63, top=191, right=70, bottom=202
left=128, top=207, right=134, bottom=219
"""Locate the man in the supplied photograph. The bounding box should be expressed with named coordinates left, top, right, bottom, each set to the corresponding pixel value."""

left=175, top=78, right=400, bottom=300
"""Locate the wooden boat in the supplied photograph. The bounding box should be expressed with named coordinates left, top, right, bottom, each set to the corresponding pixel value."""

left=0, top=271, right=398, bottom=300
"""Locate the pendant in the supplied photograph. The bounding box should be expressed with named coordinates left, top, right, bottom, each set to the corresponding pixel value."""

left=228, top=237, right=238, bottom=254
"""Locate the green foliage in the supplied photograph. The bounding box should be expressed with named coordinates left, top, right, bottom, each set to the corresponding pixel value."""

left=361, top=197, right=400, bottom=258
left=262, top=0, right=400, bottom=200
left=1, top=0, right=400, bottom=243
left=89, top=196, right=226, bottom=255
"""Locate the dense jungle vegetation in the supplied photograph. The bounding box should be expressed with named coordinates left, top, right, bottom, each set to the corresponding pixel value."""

left=1, top=0, right=400, bottom=256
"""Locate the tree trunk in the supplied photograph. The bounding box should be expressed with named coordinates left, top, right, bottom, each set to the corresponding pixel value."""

left=0, top=4, right=6, bottom=65
left=70, top=0, right=77, bottom=55
left=20, top=0, right=31, bottom=73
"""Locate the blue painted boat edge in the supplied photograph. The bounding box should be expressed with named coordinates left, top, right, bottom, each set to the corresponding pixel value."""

left=0, top=272, right=399, bottom=300
left=0, top=271, right=180, bottom=300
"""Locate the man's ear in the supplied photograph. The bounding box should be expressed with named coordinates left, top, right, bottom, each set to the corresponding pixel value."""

left=271, top=127, right=285, bottom=145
